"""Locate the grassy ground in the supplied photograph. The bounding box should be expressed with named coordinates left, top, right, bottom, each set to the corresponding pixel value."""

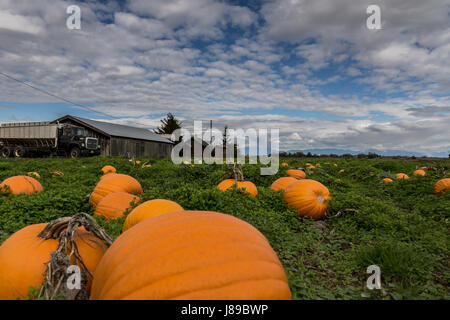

left=0, top=156, right=449, bottom=299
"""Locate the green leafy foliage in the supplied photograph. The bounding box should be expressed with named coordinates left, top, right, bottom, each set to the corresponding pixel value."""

left=0, top=156, right=448, bottom=300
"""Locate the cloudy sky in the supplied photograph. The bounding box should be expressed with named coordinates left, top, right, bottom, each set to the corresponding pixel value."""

left=0, top=0, right=449, bottom=156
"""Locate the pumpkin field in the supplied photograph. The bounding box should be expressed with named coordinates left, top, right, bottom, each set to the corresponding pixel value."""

left=0, top=156, right=449, bottom=300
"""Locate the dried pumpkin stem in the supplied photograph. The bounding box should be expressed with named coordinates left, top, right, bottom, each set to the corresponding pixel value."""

left=215, top=164, right=245, bottom=188
left=38, top=213, right=113, bottom=300
left=37, top=217, right=71, bottom=239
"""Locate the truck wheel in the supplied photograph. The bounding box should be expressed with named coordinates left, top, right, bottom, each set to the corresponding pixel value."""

left=13, top=146, right=26, bottom=158
left=70, top=147, right=81, bottom=158
left=1, top=147, right=11, bottom=158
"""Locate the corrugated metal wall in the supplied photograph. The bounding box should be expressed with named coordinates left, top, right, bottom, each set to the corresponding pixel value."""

left=110, top=137, right=172, bottom=158
left=0, top=123, right=57, bottom=139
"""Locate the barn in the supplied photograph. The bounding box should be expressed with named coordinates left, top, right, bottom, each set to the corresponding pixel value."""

left=52, top=115, right=173, bottom=158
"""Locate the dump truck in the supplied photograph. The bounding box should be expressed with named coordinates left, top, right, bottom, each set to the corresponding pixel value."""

left=0, top=121, right=100, bottom=158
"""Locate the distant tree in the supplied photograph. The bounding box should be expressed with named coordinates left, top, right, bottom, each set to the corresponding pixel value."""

left=154, top=113, right=182, bottom=134
left=357, top=153, right=367, bottom=159
left=223, top=125, right=229, bottom=147
left=367, top=152, right=379, bottom=159
left=306, top=152, right=312, bottom=157
left=222, top=125, right=238, bottom=158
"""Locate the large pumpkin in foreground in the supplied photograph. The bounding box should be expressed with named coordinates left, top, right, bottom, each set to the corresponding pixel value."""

left=122, top=199, right=184, bottom=232
left=286, top=169, right=306, bottom=179
left=283, top=179, right=331, bottom=220
left=91, top=211, right=292, bottom=300
left=0, top=224, right=106, bottom=300
left=90, top=174, right=143, bottom=208
left=94, top=192, right=141, bottom=220
left=0, top=176, right=43, bottom=195
left=434, top=178, right=450, bottom=195
left=217, top=179, right=258, bottom=197
left=270, top=177, right=297, bottom=192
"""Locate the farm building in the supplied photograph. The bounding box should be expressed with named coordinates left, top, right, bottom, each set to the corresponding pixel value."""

left=159, top=134, right=209, bottom=157
left=52, top=115, right=173, bottom=158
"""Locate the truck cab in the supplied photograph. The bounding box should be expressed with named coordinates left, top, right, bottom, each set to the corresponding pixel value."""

left=58, top=124, right=100, bottom=157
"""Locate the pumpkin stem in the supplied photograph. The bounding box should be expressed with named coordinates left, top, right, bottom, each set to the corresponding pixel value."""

left=38, top=213, right=113, bottom=300
left=215, top=164, right=245, bottom=189
left=37, top=217, right=72, bottom=240
left=230, top=164, right=244, bottom=190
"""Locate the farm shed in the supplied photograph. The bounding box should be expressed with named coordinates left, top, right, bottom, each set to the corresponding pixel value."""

left=159, top=134, right=210, bottom=157
left=52, top=115, right=173, bottom=158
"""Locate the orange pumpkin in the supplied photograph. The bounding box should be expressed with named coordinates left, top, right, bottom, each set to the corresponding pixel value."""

left=91, top=211, right=292, bottom=300
left=0, top=176, right=43, bottom=195
left=217, top=179, right=258, bottom=197
left=315, top=163, right=321, bottom=168
left=433, top=178, right=450, bottom=195
left=413, top=169, right=426, bottom=176
left=419, top=166, right=427, bottom=170
left=94, top=192, right=141, bottom=221
left=122, top=199, right=184, bottom=232
left=305, top=163, right=312, bottom=166
left=135, top=161, right=141, bottom=165
left=90, top=174, right=143, bottom=208
left=338, top=169, right=345, bottom=173
left=308, top=165, right=316, bottom=169
left=270, top=177, right=298, bottom=192
left=100, top=172, right=117, bottom=180
left=0, top=224, right=106, bottom=300
left=142, top=164, right=152, bottom=168
left=101, top=165, right=116, bottom=174
left=283, top=179, right=331, bottom=220
left=382, top=178, right=393, bottom=184
left=281, top=162, right=289, bottom=167
left=286, top=169, right=306, bottom=179
left=396, top=173, right=409, bottom=180
left=333, top=164, right=338, bottom=167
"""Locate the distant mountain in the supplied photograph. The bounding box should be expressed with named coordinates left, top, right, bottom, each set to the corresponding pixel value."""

left=284, top=148, right=448, bottom=158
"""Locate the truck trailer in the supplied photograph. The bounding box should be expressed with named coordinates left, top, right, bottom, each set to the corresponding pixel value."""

left=0, top=121, right=100, bottom=158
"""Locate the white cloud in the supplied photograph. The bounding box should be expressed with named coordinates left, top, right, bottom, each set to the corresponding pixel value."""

left=0, top=0, right=448, bottom=155
left=288, top=132, right=302, bottom=140
left=0, top=10, right=44, bottom=34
